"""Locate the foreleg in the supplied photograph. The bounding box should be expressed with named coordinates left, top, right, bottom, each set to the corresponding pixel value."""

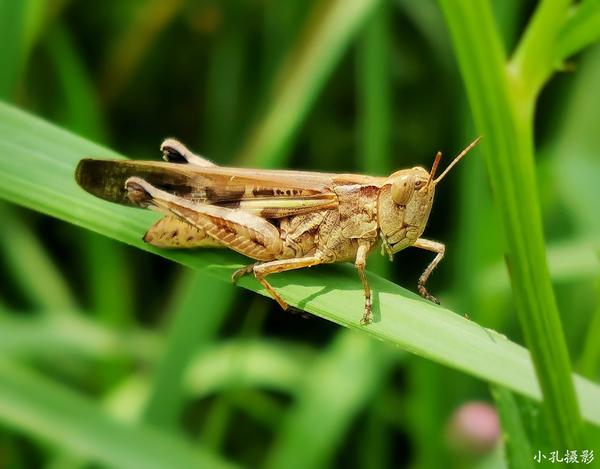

left=413, top=238, right=445, bottom=304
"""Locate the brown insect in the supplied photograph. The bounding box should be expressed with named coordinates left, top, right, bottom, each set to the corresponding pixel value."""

left=75, top=137, right=480, bottom=324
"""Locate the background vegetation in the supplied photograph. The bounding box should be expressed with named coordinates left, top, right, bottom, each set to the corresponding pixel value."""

left=0, top=1, right=599, bottom=468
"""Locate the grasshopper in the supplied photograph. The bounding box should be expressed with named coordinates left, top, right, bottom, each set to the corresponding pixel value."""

left=75, top=137, right=480, bottom=324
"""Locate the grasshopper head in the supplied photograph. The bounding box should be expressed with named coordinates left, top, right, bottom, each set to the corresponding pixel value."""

left=377, top=137, right=480, bottom=255
left=377, top=166, right=435, bottom=253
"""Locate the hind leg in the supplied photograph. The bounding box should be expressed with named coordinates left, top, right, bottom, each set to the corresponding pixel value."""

left=143, top=216, right=224, bottom=248
left=126, top=177, right=283, bottom=261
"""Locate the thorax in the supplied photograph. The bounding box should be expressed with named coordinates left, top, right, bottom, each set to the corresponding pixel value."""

left=276, top=184, right=380, bottom=262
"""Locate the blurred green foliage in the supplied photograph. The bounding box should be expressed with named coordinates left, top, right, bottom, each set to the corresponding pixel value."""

left=0, top=1, right=599, bottom=468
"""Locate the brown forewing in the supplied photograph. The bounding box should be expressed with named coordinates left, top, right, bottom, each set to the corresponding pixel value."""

left=76, top=159, right=383, bottom=218
left=76, top=159, right=386, bottom=218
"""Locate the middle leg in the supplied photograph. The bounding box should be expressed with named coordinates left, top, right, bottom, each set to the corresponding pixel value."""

left=355, top=240, right=375, bottom=325
left=249, top=255, right=325, bottom=311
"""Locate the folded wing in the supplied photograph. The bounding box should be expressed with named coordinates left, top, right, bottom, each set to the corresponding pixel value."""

left=75, top=159, right=367, bottom=218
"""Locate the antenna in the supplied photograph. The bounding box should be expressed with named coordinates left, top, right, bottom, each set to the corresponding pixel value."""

left=427, top=151, right=443, bottom=186
left=433, top=136, right=482, bottom=185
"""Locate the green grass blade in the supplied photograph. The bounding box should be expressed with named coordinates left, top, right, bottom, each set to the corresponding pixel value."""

left=406, top=360, right=447, bottom=469
left=557, top=1, right=600, bottom=61
left=491, top=386, right=533, bottom=468
left=0, top=0, right=46, bottom=99
left=0, top=205, right=78, bottom=311
left=438, top=0, right=584, bottom=448
left=356, top=2, right=391, bottom=177
left=94, top=338, right=315, bottom=424
left=510, top=0, right=570, bottom=99
left=99, top=0, right=185, bottom=104
left=577, top=273, right=600, bottom=379
left=185, top=339, right=315, bottom=399
left=142, top=273, right=234, bottom=427
left=236, top=0, right=381, bottom=166
left=480, top=241, right=600, bottom=295
left=356, top=3, right=392, bottom=276
left=203, top=5, right=248, bottom=159
left=46, top=23, right=107, bottom=142
left=265, top=331, right=396, bottom=469
left=45, top=22, right=136, bottom=336
left=0, top=101, right=600, bottom=426
left=549, top=44, right=600, bottom=238
left=0, top=359, right=236, bottom=469
left=0, top=312, right=159, bottom=362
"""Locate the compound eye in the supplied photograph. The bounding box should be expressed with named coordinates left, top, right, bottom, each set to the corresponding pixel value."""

left=391, top=175, right=414, bottom=205
left=414, top=179, right=426, bottom=190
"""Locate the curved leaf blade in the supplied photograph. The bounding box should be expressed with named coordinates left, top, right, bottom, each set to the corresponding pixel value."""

left=0, top=101, right=599, bottom=426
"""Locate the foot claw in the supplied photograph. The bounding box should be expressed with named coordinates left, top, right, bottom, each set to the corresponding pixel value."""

left=418, top=284, right=440, bottom=304
left=231, top=264, right=257, bottom=283
left=360, top=303, right=372, bottom=325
